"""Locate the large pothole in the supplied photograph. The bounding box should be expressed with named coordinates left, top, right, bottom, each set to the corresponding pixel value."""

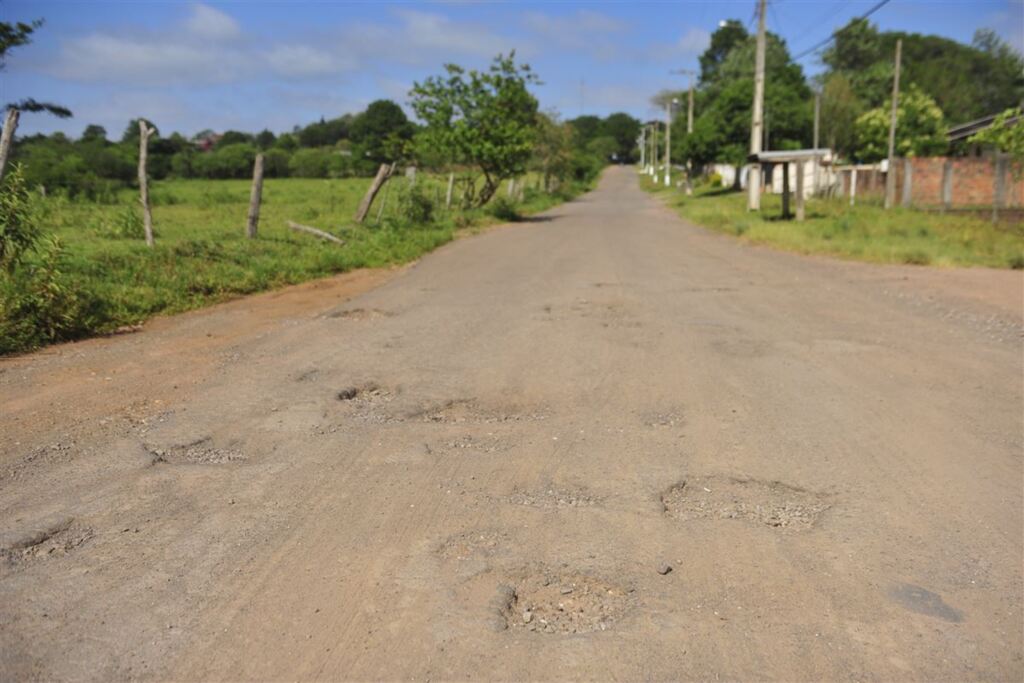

left=148, top=437, right=245, bottom=465
left=411, top=398, right=548, bottom=425
left=508, top=486, right=599, bottom=509
left=1, top=518, right=94, bottom=570
left=497, top=570, right=632, bottom=634
left=661, top=475, right=829, bottom=529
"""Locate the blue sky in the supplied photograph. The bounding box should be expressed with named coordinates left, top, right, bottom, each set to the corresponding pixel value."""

left=2, top=0, right=1021, bottom=138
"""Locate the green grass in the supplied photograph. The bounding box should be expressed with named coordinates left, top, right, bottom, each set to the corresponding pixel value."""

left=5, top=173, right=590, bottom=352
left=641, top=174, right=1024, bottom=269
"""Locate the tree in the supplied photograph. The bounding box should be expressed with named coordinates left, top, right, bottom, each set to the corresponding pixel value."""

left=121, top=118, right=159, bottom=145
left=530, top=112, right=573, bottom=191
left=255, top=128, right=276, bottom=149
left=216, top=130, right=253, bottom=148
left=411, top=53, right=540, bottom=206
left=350, top=100, right=413, bottom=164
left=601, top=112, right=641, bottom=162
left=81, top=124, right=107, bottom=143
left=969, top=107, right=1024, bottom=168
left=854, top=85, right=947, bottom=161
left=0, top=18, right=41, bottom=68
left=699, top=20, right=749, bottom=84
left=819, top=72, right=861, bottom=160
left=566, top=115, right=602, bottom=149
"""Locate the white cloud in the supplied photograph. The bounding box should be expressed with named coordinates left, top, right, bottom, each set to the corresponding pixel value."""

left=649, top=27, right=711, bottom=61
left=185, top=3, right=241, bottom=41
left=267, top=45, right=347, bottom=78
left=521, top=10, right=627, bottom=59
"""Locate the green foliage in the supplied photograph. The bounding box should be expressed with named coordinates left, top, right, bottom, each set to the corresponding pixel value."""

left=396, top=184, right=436, bottom=225
left=819, top=72, right=862, bottom=161
left=823, top=19, right=1024, bottom=123
left=969, top=108, right=1024, bottom=164
left=0, top=165, right=40, bottom=268
left=289, top=147, right=332, bottom=178
left=98, top=205, right=146, bottom=240
left=192, top=142, right=257, bottom=179
left=488, top=196, right=520, bottom=222
left=0, top=17, right=42, bottom=69
left=350, top=100, right=414, bottom=164
left=699, top=19, right=748, bottom=83
left=641, top=175, right=1024, bottom=269
left=854, top=85, right=947, bottom=161
left=411, top=53, right=540, bottom=206
left=585, top=135, right=618, bottom=161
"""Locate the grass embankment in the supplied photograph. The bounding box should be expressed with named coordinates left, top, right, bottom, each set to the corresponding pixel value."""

left=640, top=174, right=1024, bottom=269
left=3, top=172, right=592, bottom=354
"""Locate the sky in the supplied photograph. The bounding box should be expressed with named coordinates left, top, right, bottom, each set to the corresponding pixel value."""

left=2, top=0, right=1022, bottom=138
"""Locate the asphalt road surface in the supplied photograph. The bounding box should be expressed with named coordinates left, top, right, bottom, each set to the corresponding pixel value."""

left=2, top=166, right=1022, bottom=681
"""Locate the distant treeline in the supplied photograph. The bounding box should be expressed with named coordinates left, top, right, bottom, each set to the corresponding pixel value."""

left=10, top=97, right=641, bottom=199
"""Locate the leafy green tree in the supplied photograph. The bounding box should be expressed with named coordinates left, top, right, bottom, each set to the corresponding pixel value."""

left=411, top=53, right=540, bottom=206
left=192, top=142, right=257, bottom=179
left=566, top=115, right=602, bottom=149
left=586, top=135, right=618, bottom=161
left=255, top=128, right=276, bottom=149
left=216, top=130, right=253, bottom=148
left=969, top=107, right=1024, bottom=167
left=288, top=147, right=332, bottom=178
left=854, top=85, right=947, bottom=161
left=81, top=124, right=107, bottom=142
left=602, top=112, right=641, bottom=162
left=819, top=72, right=862, bottom=160
left=350, top=100, right=413, bottom=164
left=530, top=112, right=574, bottom=190
left=699, top=19, right=748, bottom=84
left=120, top=118, right=159, bottom=145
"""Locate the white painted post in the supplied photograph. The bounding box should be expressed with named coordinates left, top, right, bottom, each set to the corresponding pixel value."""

left=850, top=168, right=858, bottom=207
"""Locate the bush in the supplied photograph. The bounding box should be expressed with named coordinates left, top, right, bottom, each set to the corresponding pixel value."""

left=99, top=205, right=148, bottom=240
left=902, top=250, right=932, bottom=265
left=1008, top=254, right=1024, bottom=270
left=397, top=184, right=436, bottom=225
left=708, top=172, right=723, bottom=188
left=0, top=165, right=40, bottom=268
left=488, top=196, right=520, bottom=222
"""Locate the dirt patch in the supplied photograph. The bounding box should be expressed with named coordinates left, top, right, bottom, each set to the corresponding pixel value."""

left=498, top=569, right=632, bottom=634
left=149, top=437, right=246, bottom=465
left=661, top=475, right=829, bottom=529
left=411, top=399, right=548, bottom=424
left=336, top=383, right=401, bottom=423
left=1, top=518, right=94, bottom=569
left=888, top=583, right=964, bottom=623
left=438, top=530, right=507, bottom=561
left=508, top=486, right=599, bottom=509
left=433, top=434, right=509, bottom=455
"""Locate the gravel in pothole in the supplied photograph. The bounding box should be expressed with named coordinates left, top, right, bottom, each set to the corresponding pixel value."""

left=411, top=399, right=548, bottom=424
left=508, top=486, right=599, bottom=509
left=438, top=530, right=507, bottom=561
left=149, top=437, right=245, bottom=465
left=1, top=518, right=94, bottom=569
left=661, top=475, right=829, bottom=529
left=500, top=571, right=632, bottom=634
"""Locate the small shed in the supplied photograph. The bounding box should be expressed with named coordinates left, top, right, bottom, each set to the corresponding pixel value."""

left=748, top=149, right=831, bottom=220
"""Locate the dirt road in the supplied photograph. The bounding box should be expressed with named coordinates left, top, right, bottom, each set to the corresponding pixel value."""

left=2, top=166, right=1022, bottom=681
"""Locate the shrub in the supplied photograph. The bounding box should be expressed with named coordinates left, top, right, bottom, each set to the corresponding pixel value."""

left=1008, top=254, right=1024, bottom=270
left=902, top=250, right=932, bottom=265
left=0, top=165, right=40, bottom=268
left=488, top=196, right=520, bottom=222
left=397, top=184, right=436, bottom=225
left=100, top=205, right=147, bottom=240
left=708, top=172, right=723, bottom=188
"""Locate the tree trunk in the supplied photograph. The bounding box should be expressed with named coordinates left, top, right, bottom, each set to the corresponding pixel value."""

left=246, top=153, right=265, bottom=239
left=354, top=163, right=393, bottom=224
left=138, top=121, right=155, bottom=247
left=0, top=108, right=20, bottom=184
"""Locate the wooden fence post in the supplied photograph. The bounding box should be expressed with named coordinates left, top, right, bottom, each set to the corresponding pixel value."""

left=781, top=163, right=791, bottom=219
left=354, top=163, right=392, bottom=224
left=445, top=172, right=454, bottom=210
left=246, top=153, right=265, bottom=239
left=902, top=158, right=913, bottom=208
left=795, top=162, right=805, bottom=222
left=849, top=168, right=858, bottom=207
left=0, top=108, right=20, bottom=184
left=138, top=120, right=155, bottom=247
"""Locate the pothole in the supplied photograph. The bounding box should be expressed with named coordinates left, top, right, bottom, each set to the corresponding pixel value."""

left=640, top=410, right=684, bottom=428
left=508, top=486, right=599, bottom=509
left=435, top=434, right=508, bottom=455
left=411, top=399, right=548, bottom=424
left=336, top=383, right=401, bottom=423
left=1, top=518, right=94, bottom=569
left=325, top=307, right=394, bottom=321
left=438, top=530, right=507, bottom=561
left=148, top=437, right=246, bottom=465
left=661, top=475, right=829, bottom=529
left=497, top=570, right=632, bottom=634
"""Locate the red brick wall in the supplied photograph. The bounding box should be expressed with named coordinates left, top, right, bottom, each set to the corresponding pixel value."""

left=896, top=157, right=1024, bottom=208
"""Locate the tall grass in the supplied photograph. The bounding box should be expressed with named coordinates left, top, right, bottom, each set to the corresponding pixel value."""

left=641, top=175, right=1024, bottom=269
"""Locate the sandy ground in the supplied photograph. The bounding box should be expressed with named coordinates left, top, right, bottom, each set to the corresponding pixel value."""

left=1, top=166, right=1022, bottom=681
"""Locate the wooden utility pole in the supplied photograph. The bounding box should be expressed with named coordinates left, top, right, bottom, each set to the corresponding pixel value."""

left=639, top=126, right=646, bottom=170
left=812, top=92, right=821, bottom=195
left=246, top=153, right=264, bottom=239
left=137, top=120, right=155, bottom=247
left=651, top=124, right=658, bottom=177
left=0, top=108, right=20, bottom=184
left=884, top=38, right=902, bottom=209
left=747, top=0, right=767, bottom=211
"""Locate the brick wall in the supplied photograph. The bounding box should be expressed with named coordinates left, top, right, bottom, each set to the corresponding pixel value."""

left=895, top=156, right=1024, bottom=208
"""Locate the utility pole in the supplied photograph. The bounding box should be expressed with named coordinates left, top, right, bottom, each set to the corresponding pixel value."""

left=884, top=38, right=902, bottom=209
left=651, top=122, right=658, bottom=177
left=747, top=0, right=767, bottom=211
left=671, top=69, right=698, bottom=195
left=664, top=100, right=672, bottom=187
left=639, top=126, right=646, bottom=170
left=813, top=91, right=820, bottom=195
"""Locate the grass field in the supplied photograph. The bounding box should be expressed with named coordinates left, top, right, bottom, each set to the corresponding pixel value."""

left=641, top=174, right=1024, bottom=269
left=2, top=172, right=591, bottom=354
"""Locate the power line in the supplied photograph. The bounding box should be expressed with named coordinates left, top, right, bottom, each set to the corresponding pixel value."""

left=790, top=0, right=893, bottom=63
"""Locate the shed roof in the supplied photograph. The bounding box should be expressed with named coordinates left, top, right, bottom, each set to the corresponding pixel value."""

left=748, top=149, right=832, bottom=163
